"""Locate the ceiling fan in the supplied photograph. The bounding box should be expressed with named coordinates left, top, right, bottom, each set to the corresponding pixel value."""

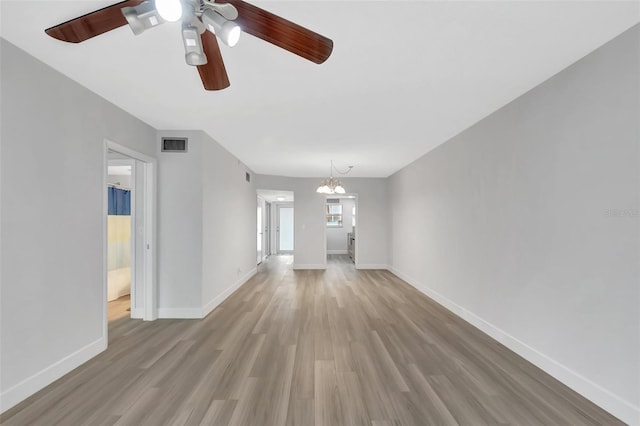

left=45, top=0, right=333, bottom=90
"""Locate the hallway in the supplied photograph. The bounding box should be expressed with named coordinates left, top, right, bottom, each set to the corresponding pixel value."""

left=1, top=256, right=621, bottom=425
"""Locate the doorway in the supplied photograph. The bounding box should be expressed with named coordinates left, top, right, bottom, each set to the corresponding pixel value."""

left=256, top=189, right=294, bottom=257
left=107, top=158, right=134, bottom=321
left=324, top=194, right=358, bottom=266
left=104, top=140, right=157, bottom=330
left=277, top=205, right=294, bottom=253
left=257, top=195, right=264, bottom=264
left=264, top=202, right=271, bottom=258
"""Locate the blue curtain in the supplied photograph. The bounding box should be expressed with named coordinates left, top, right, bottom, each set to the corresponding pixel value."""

left=108, top=187, right=131, bottom=215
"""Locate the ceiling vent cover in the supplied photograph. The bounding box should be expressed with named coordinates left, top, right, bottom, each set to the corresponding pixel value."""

left=326, top=198, right=340, bottom=204
left=162, top=137, right=188, bottom=152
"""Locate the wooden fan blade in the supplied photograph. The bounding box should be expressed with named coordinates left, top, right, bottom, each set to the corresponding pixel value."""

left=45, top=0, right=144, bottom=43
left=197, top=31, right=231, bottom=91
left=219, top=0, right=333, bottom=64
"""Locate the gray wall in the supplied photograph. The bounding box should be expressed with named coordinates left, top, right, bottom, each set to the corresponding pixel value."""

left=201, top=132, right=257, bottom=312
left=255, top=175, right=389, bottom=268
left=0, top=40, right=259, bottom=411
left=388, top=25, right=639, bottom=423
left=1, top=38, right=157, bottom=409
left=156, top=130, right=204, bottom=315
left=155, top=129, right=257, bottom=318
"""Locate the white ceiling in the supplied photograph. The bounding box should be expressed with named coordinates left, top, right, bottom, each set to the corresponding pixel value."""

left=257, top=189, right=294, bottom=202
left=1, top=1, right=638, bottom=177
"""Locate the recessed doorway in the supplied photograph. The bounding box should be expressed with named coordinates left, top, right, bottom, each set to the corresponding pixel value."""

left=324, top=194, right=358, bottom=267
left=107, top=159, right=134, bottom=321
left=104, top=140, right=157, bottom=332
left=256, top=189, right=294, bottom=257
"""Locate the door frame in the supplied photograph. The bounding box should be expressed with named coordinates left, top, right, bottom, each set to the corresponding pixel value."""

left=276, top=203, right=294, bottom=254
left=264, top=201, right=271, bottom=257
left=103, top=140, right=157, bottom=334
left=322, top=194, right=359, bottom=268
left=106, top=157, right=137, bottom=312
left=257, top=195, right=264, bottom=265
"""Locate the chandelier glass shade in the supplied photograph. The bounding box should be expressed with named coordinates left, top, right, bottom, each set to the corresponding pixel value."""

left=316, top=177, right=346, bottom=194
left=316, top=160, right=351, bottom=194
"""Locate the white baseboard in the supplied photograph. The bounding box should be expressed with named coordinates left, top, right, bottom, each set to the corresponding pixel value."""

left=327, top=250, right=348, bottom=255
left=157, top=307, right=203, bottom=319
left=357, top=264, right=389, bottom=270
left=129, top=308, right=143, bottom=319
left=158, top=268, right=258, bottom=320
left=387, top=266, right=639, bottom=425
left=0, top=336, right=107, bottom=414
left=293, top=264, right=327, bottom=270
left=202, top=268, right=257, bottom=318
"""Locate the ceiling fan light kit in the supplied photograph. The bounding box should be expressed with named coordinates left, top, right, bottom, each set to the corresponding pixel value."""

left=201, top=8, right=241, bottom=47
left=44, top=0, right=333, bottom=91
left=122, top=2, right=163, bottom=36
left=155, top=0, right=183, bottom=22
left=182, top=22, right=207, bottom=66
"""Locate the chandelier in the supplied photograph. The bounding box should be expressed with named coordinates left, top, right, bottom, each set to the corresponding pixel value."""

left=316, top=161, right=353, bottom=194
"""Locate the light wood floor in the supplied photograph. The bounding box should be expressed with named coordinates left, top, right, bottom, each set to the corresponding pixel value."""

left=108, top=295, right=131, bottom=322
left=2, top=255, right=622, bottom=425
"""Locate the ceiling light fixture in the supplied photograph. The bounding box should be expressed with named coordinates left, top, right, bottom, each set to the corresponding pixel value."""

left=122, top=1, right=162, bottom=35
left=122, top=0, right=241, bottom=66
left=276, top=196, right=286, bottom=201
left=201, top=8, right=241, bottom=47
left=316, top=161, right=353, bottom=195
left=182, top=22, right=207, bottom=65
left=155, top=0, right=183, bottom=22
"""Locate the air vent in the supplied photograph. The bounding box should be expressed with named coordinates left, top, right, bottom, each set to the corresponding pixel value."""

left=161, top=137, right=188, bottom=152
left=245, top=172, right=251, bottom=183
left=326, top=198, right=340, bottom=204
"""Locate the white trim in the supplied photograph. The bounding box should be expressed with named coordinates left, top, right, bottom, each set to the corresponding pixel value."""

left=102, top=144, right=109, bottom=345
left=105, top=140, right=157, bottom=321
left=356, top=264, right=389, bottom=270
left=202, top=268, right=257, bottom=318
left=145, top=161, right=158, bottom=320
left=130, top=308, right=144, bottom=319
left=387, top=266, right=639, bottom=425
left=157, top=308, right=203, bottom=319
left=0, top=337, right=106, bottom=413
left=158, top=268, right=258, bottom=319
left=327, top=249, right=348, bottom=255
left=293, top=264, right=327, bottom=270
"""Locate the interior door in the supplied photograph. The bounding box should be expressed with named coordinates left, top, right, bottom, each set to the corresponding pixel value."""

left=257, top=197, right=263, bottom=264
left=264, top=202, right=271, bottom=257
left=277, top=205, right=294, bottom=253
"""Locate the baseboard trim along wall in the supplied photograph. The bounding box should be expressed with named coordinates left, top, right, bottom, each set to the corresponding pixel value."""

left=293, top=264, right=327, bottom=270
left=159, top=268, right=258, bottom=319
left=357, top=264, right=390, bottom=270
left=0, top=336, right=107, bottom=413
left=202, top=268, right=257, bottom=318
left=387, top=266, right=639, bottom=425
left=157, top=307, right=203, bottom=319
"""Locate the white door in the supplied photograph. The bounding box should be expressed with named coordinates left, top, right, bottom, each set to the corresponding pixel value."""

left=277, top=206, right=294, bottom=253
left=257, top=198, right=263, bottom=264
left=264, top=202, right=271, bottom=257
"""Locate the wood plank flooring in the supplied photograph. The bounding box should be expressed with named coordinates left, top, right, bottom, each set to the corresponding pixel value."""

left=1, top=255, right=623, bottom=425
left=108, top=295, right=130, bottom=322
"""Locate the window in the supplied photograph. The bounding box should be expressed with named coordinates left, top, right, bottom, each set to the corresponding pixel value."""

left=326, top=203, right=343, bottom=227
